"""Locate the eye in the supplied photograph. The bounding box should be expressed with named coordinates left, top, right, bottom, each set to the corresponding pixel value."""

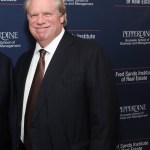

left=29, top=14, right=38, bottom=19
left=43, top=12, right=52, bottom=17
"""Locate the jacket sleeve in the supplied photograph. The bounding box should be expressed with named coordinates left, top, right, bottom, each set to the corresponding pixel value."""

left=85, top=46, right=119, bottom=150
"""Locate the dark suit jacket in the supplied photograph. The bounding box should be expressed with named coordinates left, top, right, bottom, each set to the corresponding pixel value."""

left=15, top=32, right=119, bottom=150
left=0, top=52, right=13, bottom=150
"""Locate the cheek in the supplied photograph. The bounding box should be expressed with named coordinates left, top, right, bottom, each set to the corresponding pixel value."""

left=29, top=19, right=36, bottom=27
left=28, top=24, right=33, bottom=32
left=28, top=24, right=36, bottom=37
left=28, top=23, right=33, bottom=32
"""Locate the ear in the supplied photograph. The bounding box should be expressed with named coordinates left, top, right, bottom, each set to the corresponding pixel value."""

left=60, top=15, right=65, bottom=24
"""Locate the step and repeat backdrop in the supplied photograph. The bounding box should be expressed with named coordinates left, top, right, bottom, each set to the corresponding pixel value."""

left=0, top=0, right=149, bottom=149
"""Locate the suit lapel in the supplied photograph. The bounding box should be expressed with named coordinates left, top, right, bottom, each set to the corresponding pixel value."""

left=32, top=32, right=77, bottom=122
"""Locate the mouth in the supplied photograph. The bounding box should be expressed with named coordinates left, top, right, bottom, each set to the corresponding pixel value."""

left=35, top=27, right=48, bottom=33
left=35, top=26, right=50, bottom=29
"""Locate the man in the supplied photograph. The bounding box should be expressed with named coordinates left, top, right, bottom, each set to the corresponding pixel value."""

left=15, top=0, right=119, bottom=149
left=0, top=52, right=13, bottom=150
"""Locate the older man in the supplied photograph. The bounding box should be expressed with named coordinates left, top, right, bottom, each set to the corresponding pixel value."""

left=15, top=0, right=119, bottom=150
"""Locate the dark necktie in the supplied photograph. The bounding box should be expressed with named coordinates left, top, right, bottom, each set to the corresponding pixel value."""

left=24, top=49, right=46, bottom=150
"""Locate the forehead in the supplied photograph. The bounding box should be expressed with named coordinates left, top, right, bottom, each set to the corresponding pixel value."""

left=28, top=0, right=56, bottom=13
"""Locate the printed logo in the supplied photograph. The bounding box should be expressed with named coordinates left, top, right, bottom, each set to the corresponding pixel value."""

left=116, top=138, right=149, bottom=150
left=114, top=0, right=150, bottom=7
left=71, top=32, right=96, bottom=40
left=120, top=30, right=150, bottom=46
left=64, top=0, right=94, bottom=6
left=114, top=67, right=150, bottom=85
left=126, top=0, right=150, bottom=5
left=120, top=104, right=148, bottom=120
left=0, top=0, right=17, bottom=1
left=0, top=32, right=21, bottom=48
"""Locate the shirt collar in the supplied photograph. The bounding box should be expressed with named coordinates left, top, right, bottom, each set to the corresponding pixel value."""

left=34, top=28, right=65, bottom=55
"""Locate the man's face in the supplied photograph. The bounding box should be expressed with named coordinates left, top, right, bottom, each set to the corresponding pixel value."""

left=27, top=0, right=64, bottom=47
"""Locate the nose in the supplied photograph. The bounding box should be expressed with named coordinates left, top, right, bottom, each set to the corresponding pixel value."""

left=37, top=14, right=45, bottom=25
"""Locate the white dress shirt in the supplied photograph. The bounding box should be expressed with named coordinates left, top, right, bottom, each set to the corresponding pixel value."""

left=20, top=28, right=65, bottom=142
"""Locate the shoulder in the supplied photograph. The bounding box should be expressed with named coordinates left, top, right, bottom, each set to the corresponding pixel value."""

left=0, top=52, right=12, bottom=76
left=0, top=51, right=11, bottom=63
left=64, top=31, right=104, bottom=54
left=65, top=31, right=107, bottom=60
left=0, top=52, right=12, bottom=70
left=16, top=50, right=33, bottom=65
left=14, top=50, right=33, bottom=73
left=63, top=32, right=110, bottom=69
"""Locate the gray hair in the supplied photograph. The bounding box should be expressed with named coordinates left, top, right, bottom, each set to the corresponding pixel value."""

left=24, top=0, right=67, bottom=26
